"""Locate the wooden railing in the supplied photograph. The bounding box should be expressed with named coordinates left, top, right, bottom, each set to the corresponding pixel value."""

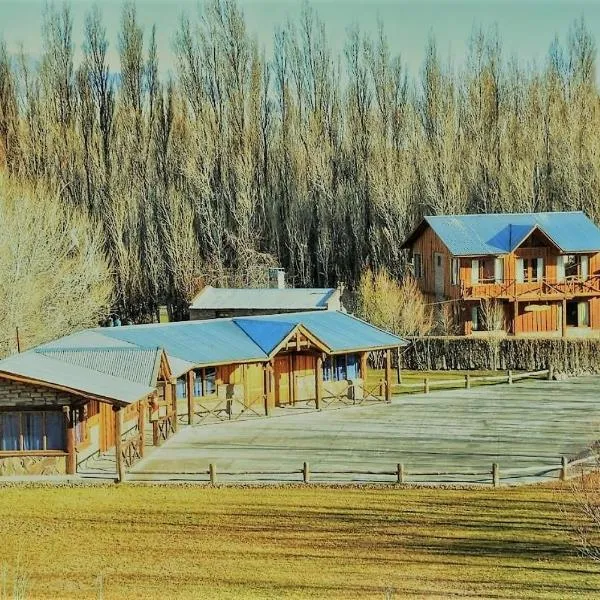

left=461, top=275, right=600, bottom=300
left=152, top=413, right=175, bottom=446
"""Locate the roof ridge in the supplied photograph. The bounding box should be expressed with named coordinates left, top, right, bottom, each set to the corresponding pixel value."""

left=37, top=345, right=161, bottom=354
left=426, top=210, right=585, bottom=218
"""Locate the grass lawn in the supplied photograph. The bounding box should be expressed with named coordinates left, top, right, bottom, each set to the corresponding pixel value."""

left=0, top=484, right=598, bottom=599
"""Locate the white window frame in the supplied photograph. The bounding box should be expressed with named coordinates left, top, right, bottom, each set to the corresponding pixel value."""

left=494, top=257, right=504, bottom=284
left=451, top=258, right=459, bottom=286
left=471, top=259, right=480, bottom=285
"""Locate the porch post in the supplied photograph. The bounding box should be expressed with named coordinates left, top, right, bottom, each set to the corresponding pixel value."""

left=513, top=300, right=519, bottom=335
left=113, top=405, right=124, bottom=483
left=263, top=363, right=270, bottom=416
left=64, top=406, right=76, bottom=475
left=360, top=352, right=368, bottom=384
left=166, top=380, right=178, bottom=433
left=385, top=348, right=392, bottom=403
left=186, top=370, right=195, bottom=425
left=267, top=361, right=275, bottom=410
left=396, top=348, right=402, bottom=384
left=315, top=354, right=323, bottom=410
left=562, top=298, right=567, bottom=338
left=137, top=398, right=145, bottom=459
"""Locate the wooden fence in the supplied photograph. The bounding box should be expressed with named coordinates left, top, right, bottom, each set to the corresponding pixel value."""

left=394, top=368, right=552, bottom=394
left=131, top=453, right=600, bottom=486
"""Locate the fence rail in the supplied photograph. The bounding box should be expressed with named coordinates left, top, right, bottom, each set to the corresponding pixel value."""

left=394, top=368, right=551, bottom=393
left=130, top=454, right=598, bottom=486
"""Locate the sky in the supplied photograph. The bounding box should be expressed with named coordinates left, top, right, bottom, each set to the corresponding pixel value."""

left=0, top=0, right=599, bottom=78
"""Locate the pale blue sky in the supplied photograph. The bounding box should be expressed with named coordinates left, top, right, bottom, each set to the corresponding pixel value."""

left=0, top=0, right=598, bottom=76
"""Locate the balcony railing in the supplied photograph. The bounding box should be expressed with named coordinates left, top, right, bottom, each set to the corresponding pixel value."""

left=461, top=275, right=600, bottom=300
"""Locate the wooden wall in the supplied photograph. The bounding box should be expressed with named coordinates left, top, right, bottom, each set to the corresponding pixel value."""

left=411, top=226, right=458, bottom=299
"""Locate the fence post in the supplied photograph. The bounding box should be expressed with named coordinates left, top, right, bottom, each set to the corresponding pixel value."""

left=424, top=377, right=430, bottom=394
left=209, top=463, right=216, bottom=485
left=464, top=374, right=471, bottom=389
left=508, top=370, right=513, bottom=385
left=560, top=456, right=568, bottom=481
left=303, top=461, right=310, bottom=483
left=396, top=463, right=405, bottom=484
left=548, top=365, right=554, bottom=381
left=492, top=463, right=499, bottom=488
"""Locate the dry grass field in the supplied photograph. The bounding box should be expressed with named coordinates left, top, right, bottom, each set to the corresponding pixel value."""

left=0, top=484, right=598, bottom=599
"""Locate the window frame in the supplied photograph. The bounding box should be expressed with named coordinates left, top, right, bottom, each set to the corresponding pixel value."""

left=451, top=258, right=459, bottom=286
left=192, top=367, right=218, bottom=397
left=0, top=410, right=66, bottom=454
left=413, top=252, right=423, bottom=279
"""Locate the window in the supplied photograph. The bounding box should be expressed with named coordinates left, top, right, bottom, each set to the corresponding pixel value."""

left=192, top=367, right=217, bottom=397
left=494, top=257, right=504, bottom=283
left=471, top=305, right=480, bottom=331
left=413, top=253, right=423, bottom=278
left=451, top=258, right=459, bottom=285
left=322, top=355, right=360, bottom=382
left=519, top=257, right=543, bottom=282
left=566, top=300, right=590, bottom=327
left=563, top=255, right=589, bottom=280
left=0, top=411, right=65, bottom=452
left=471, top=259, right=480, bottom=284
left=176, top=377, right=187, bottom=399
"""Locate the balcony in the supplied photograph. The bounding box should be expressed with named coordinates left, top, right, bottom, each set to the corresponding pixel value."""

left=461, top=275, right=600, bottom=301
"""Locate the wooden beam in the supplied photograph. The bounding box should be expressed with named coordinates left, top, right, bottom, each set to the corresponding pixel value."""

left=137, top=399, right=145, bottom=459
left=315, top=354, right=323, bottom=410
left=64, top=406, right=76, bottom=475
left=113, top=405, right=124, bottom=483
left=267, top=361, right=275, bottom=410
left=186, top=370, right=195, bottom=425
left=360, top=352, right=368, bottom=383
left=396, top=348, right=402, bottom=385
left=562, top=298, right=567, bottom=338
left=513, top=300, right=519, bottom=335
left=385, top=348, right=392, bottom=403
left=165, top=381, right=178, bottom=433
left=263, top=363, right=270, bottom=416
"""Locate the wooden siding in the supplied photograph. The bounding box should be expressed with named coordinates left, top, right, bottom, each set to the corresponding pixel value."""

left=411, top=226, right=458, bottom=299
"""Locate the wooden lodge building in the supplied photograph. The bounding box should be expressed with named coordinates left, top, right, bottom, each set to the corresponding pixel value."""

left=402, top=211, right=600, bottom=336
left=0, top=311, right=404, bottom=478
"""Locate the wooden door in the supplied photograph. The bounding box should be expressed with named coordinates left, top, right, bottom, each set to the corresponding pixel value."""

left=99, top=403, right=115, bottom=452
left=434, top=253, right=445, bottom=298
left=273, top=355, right=292, bottom=406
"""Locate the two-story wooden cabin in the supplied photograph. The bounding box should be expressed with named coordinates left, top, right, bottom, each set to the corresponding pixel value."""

left=402, top=212, right=600, bottom=337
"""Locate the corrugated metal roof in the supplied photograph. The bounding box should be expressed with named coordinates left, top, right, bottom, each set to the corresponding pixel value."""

left=407, top=212, right=600, bottom=256
left=234, top=319, right=298, bottom=354
left=98, top=319, right=270, bottom=366
left=36, top=347, right=162, bottom=387
left=190, top=286, right=338, bottom=310
left=0, top=351, right=154, bottom=405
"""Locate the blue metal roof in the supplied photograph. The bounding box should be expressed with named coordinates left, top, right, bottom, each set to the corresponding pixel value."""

left=410, top=212, right=600, bottom=256
left=239, top=311, right=406, bottom=354
left=97, top=320, right=269, bottom=366
left=233, top=319, right=297, bottom=354
left=95, top=310, right=405, bottom=366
